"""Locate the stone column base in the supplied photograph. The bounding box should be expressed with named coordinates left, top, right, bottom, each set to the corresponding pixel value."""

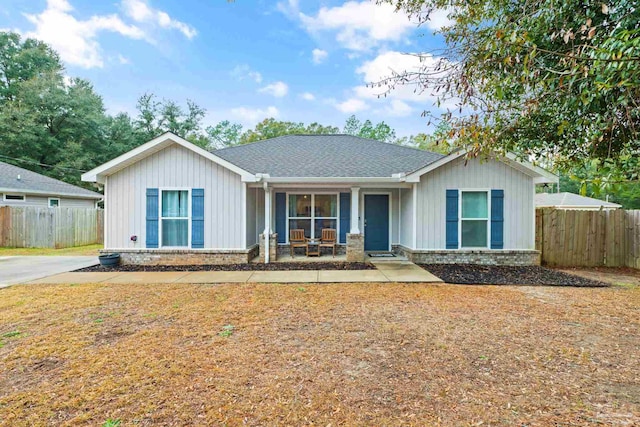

left=259, top=233, right=278, bottom=263
left=346, top=233, right=365, bottom=262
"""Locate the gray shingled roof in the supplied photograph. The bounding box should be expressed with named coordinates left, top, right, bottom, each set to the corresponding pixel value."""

left=213, top=134, right=444, bottom=177
left=0, top=161, right=102, bottom=198
left=535, top=192, right=621, bottom=208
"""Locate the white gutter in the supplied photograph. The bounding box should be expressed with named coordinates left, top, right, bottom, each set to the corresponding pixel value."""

left=0, top=187, right=103, bottom=199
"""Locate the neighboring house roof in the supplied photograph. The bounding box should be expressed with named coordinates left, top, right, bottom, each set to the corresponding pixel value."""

left=213, top=134, right=445, bottom=177
left=535, top=192, right=621, bottom=209
left=0, top=160, right=102, bottom=199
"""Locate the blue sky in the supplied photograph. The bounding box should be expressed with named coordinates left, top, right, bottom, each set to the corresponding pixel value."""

left=1, top=0, right=451, bottom=137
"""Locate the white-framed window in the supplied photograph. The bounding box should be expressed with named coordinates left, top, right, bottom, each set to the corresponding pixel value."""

left=460, top=190, right=490, bottom=248
left=160, top=189, right=190, bottom=247
left=48, top=198, right=60, bottom=208
left=3, top=194, right=25, bottom=202
left=287, top=193, right=338, bottom=240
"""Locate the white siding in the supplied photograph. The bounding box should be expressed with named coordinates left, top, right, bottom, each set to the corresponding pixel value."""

left=246, top=186, right=257, bottom=246
left=416, top=156, right=534, bottom=249
left=399, top=187, right=413, bottom=248
left=256, top=188, right=265, bottom=237
left=105, top=143, right=244, bottom=249
left=0, top=194, right=97, bottom=208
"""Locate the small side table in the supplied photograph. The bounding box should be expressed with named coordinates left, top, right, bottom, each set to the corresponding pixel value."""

left=306, top=239, right=320, bottom=257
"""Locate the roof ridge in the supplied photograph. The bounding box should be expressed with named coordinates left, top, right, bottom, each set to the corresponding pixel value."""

left=213, top=134, right=444, bottom=157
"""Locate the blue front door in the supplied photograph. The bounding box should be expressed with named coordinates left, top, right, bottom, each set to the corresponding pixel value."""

left=364, top=194, right=389, bottom=251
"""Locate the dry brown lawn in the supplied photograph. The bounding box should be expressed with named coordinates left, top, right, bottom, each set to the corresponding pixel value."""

left=1, top=282, right=638, bottom=426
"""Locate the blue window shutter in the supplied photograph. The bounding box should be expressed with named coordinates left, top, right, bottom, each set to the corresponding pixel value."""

left=339, top=192, right=350, bottom=244
left=146, top=188, right=159, bottom=248
left=445, top=189, right=458, bottom=249
left=191, top=188, right=205, bottom=248
left=275, top=193, right=286, bottom=243
left=491, top=189, right=504, bottom=249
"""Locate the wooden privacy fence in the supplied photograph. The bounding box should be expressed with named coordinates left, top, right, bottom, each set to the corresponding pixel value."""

left=536, top=208, right=640, bottom=268
left=0, top=206, right=103, bottom=248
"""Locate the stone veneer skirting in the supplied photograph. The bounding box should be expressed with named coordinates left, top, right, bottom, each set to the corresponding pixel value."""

left=392, top=245, right=540, bottom=266
left=102, top=246, right=259, bottom=265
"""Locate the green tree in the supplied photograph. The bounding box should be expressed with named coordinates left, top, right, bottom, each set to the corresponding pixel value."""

left=133, top=93, right=206, bottom=146
left=342, top=115, right=397, bottom=142
left=380, top=1, right=640, bottom=171
left=206, top=120, right=244, bottom=149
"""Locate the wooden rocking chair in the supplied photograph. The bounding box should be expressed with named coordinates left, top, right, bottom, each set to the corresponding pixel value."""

left=319, top=228, right=337, bottom=257
left=289, top=229, right=308, bottom=257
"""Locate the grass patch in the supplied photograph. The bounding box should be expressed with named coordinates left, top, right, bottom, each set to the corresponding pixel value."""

left=0, top=244, right=102, bottom=256
left=0, top=282, right=638, bottom=425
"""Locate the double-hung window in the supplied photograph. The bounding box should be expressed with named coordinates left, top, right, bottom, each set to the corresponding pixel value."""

left=161, top=190, right=189, bottom=247
left=288, top=194, right=337, bottom=240
left=460, top=191, right=489, bottom=248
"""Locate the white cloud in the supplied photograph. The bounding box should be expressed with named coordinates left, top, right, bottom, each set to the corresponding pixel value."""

left=24, top=0, right=146, bottom=68
left=312, top=48, right=328, bottom=64
left=230, top=64, right=263, bottom=84
left=121, top=0, right=197, bottom=39
left=384, top=99, right=413, bottom=117
left=300, top=92, right=315, bottom=101
left=354, top=50, right=452, bottom=105
left=335, top=98, right=369, bottom=114
left=425, top=9, right=454, bottom=31
left=298, top=1, right=414, bottom=51
left=258, top=81, right=289, bottom=98
left=117, top=54, right=130, bottom=64
left=230, top=106, right=280, bottom=126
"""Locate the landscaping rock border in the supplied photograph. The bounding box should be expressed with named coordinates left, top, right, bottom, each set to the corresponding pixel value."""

left=419, top=264, right=609, bottom=287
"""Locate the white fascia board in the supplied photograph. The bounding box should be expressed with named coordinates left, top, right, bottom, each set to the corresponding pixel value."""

left=405, top=149, right=559, bottom=184
left=81, top=132, right=254, bottom=183
left=405, top=149, right=468, bottom=182
left=262, top=176, right=402, bottom=184
left=0, top=187, right=103, bottom=199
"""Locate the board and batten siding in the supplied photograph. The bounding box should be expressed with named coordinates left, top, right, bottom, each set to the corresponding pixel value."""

left=0, top=194, right=97, bottom=208
left=399, top=187, right=414, bottom=248
left=105, top=143, right=244, bottom=249
left=416, top=156, right=535, bottom=250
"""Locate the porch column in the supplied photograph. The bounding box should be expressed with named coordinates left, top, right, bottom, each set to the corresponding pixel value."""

left=347, top=186, right=364, bottom=262
left=350, top=186, right=360, bottom=234
left=264, top=184, right=271, bottom=263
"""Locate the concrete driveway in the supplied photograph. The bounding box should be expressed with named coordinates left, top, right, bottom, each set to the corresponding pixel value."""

left=0, top=256, right=98, bottom=288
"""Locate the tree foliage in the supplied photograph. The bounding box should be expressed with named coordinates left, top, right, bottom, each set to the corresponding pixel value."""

left=381, top=0, right=640, bottom=174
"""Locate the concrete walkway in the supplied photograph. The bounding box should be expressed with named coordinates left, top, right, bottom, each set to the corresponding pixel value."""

left=24, top=261, right=442, bottom=285
left=0, top=256, right=99, bottom=288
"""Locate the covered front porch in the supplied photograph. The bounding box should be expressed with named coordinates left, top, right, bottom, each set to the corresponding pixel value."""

left=250, top=182, right=411, bottom=263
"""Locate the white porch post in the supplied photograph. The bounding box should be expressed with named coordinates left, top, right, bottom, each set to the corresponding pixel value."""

left=350, top=186, right=360, bottom=234
left=412, top=183, right=418, bottom=250
left=264, top=183, right=271, bottom=263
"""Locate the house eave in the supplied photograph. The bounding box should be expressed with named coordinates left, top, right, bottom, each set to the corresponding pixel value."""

left=404, top=149, right=559, bottom=184
left=81, top=132, right=255, bottom=183
left=258, top=176, right=405, bottom=184
left=0, top=187, right=103, bottom=199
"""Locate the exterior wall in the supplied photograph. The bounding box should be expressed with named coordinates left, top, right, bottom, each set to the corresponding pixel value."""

left=0, top=193, right=97, bottom=208
left=394, top=245, right=540, bottom=266
left=416, top=156, right=535, bottom=250
left=246, top=186, right=257, bottom=246
left=105, top=143, right=245, bottom=250
left=399, top=187, right=414, bottom=248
